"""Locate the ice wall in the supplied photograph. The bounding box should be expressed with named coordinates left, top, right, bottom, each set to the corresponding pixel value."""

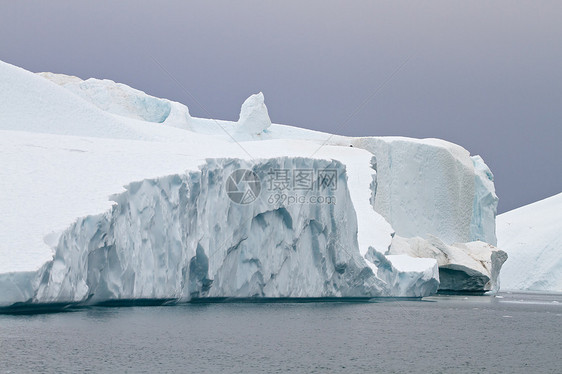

left=15, top=157, right=439, bottom=306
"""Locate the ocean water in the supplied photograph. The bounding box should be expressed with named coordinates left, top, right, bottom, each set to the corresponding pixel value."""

left=0, top=292, right=560, bottom=373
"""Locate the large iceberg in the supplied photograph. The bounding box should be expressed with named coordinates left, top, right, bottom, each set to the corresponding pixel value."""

left=0, top=60, right=503, bottom=308
left=34, top=158, right=408, bottom=304
left=498, top=193, right=562, bottom=292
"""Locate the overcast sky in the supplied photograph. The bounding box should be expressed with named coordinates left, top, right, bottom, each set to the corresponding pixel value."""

left=1, top=1, right=560, bottom=213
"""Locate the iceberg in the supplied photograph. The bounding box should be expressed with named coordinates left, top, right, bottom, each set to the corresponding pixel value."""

left=497, top=192, right=562, bottom=292
left=33, top=158, right=402, bottom=304
left=0, top=59, right=503, bottom=308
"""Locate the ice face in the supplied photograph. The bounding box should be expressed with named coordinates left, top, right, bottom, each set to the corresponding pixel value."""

left=353, top=137, right=476, bottom=244
left=470, top=155, right=498, bottom=245
left=12, top=158, right=436, bottom=306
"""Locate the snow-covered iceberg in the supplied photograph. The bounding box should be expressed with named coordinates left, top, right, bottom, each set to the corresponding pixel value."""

left=498, top=193, right=562, bottom=292
left=0, top=59, right=503, bottom=308
left=34, top=158, right=404, bottom=304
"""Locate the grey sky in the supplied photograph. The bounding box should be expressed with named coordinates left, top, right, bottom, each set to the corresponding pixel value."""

left=1, top=1, right=560, bottom=213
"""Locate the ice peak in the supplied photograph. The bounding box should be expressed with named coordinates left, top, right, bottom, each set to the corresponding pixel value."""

left=237, top=92, right=271, bottom=135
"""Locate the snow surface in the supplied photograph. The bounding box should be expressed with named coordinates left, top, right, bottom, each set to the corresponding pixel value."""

left=0, top=59, right=502, bottom=306
left=498, top=193, right=562, bottom=292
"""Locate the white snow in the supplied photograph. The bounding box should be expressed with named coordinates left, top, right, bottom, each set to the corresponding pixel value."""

left=0, top=59, right=504, bottom=306
left=498, top=193, right=562, bottom=292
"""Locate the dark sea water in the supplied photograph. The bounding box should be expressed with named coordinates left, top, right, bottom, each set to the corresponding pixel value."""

left=1, top=292, right=561, bottom=373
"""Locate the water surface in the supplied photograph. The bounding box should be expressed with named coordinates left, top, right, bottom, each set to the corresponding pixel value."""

left=1, top=292, right=560, bottom=373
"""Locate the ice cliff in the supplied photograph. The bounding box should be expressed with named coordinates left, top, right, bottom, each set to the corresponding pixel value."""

left=2, top=158, right=438, bottom=307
